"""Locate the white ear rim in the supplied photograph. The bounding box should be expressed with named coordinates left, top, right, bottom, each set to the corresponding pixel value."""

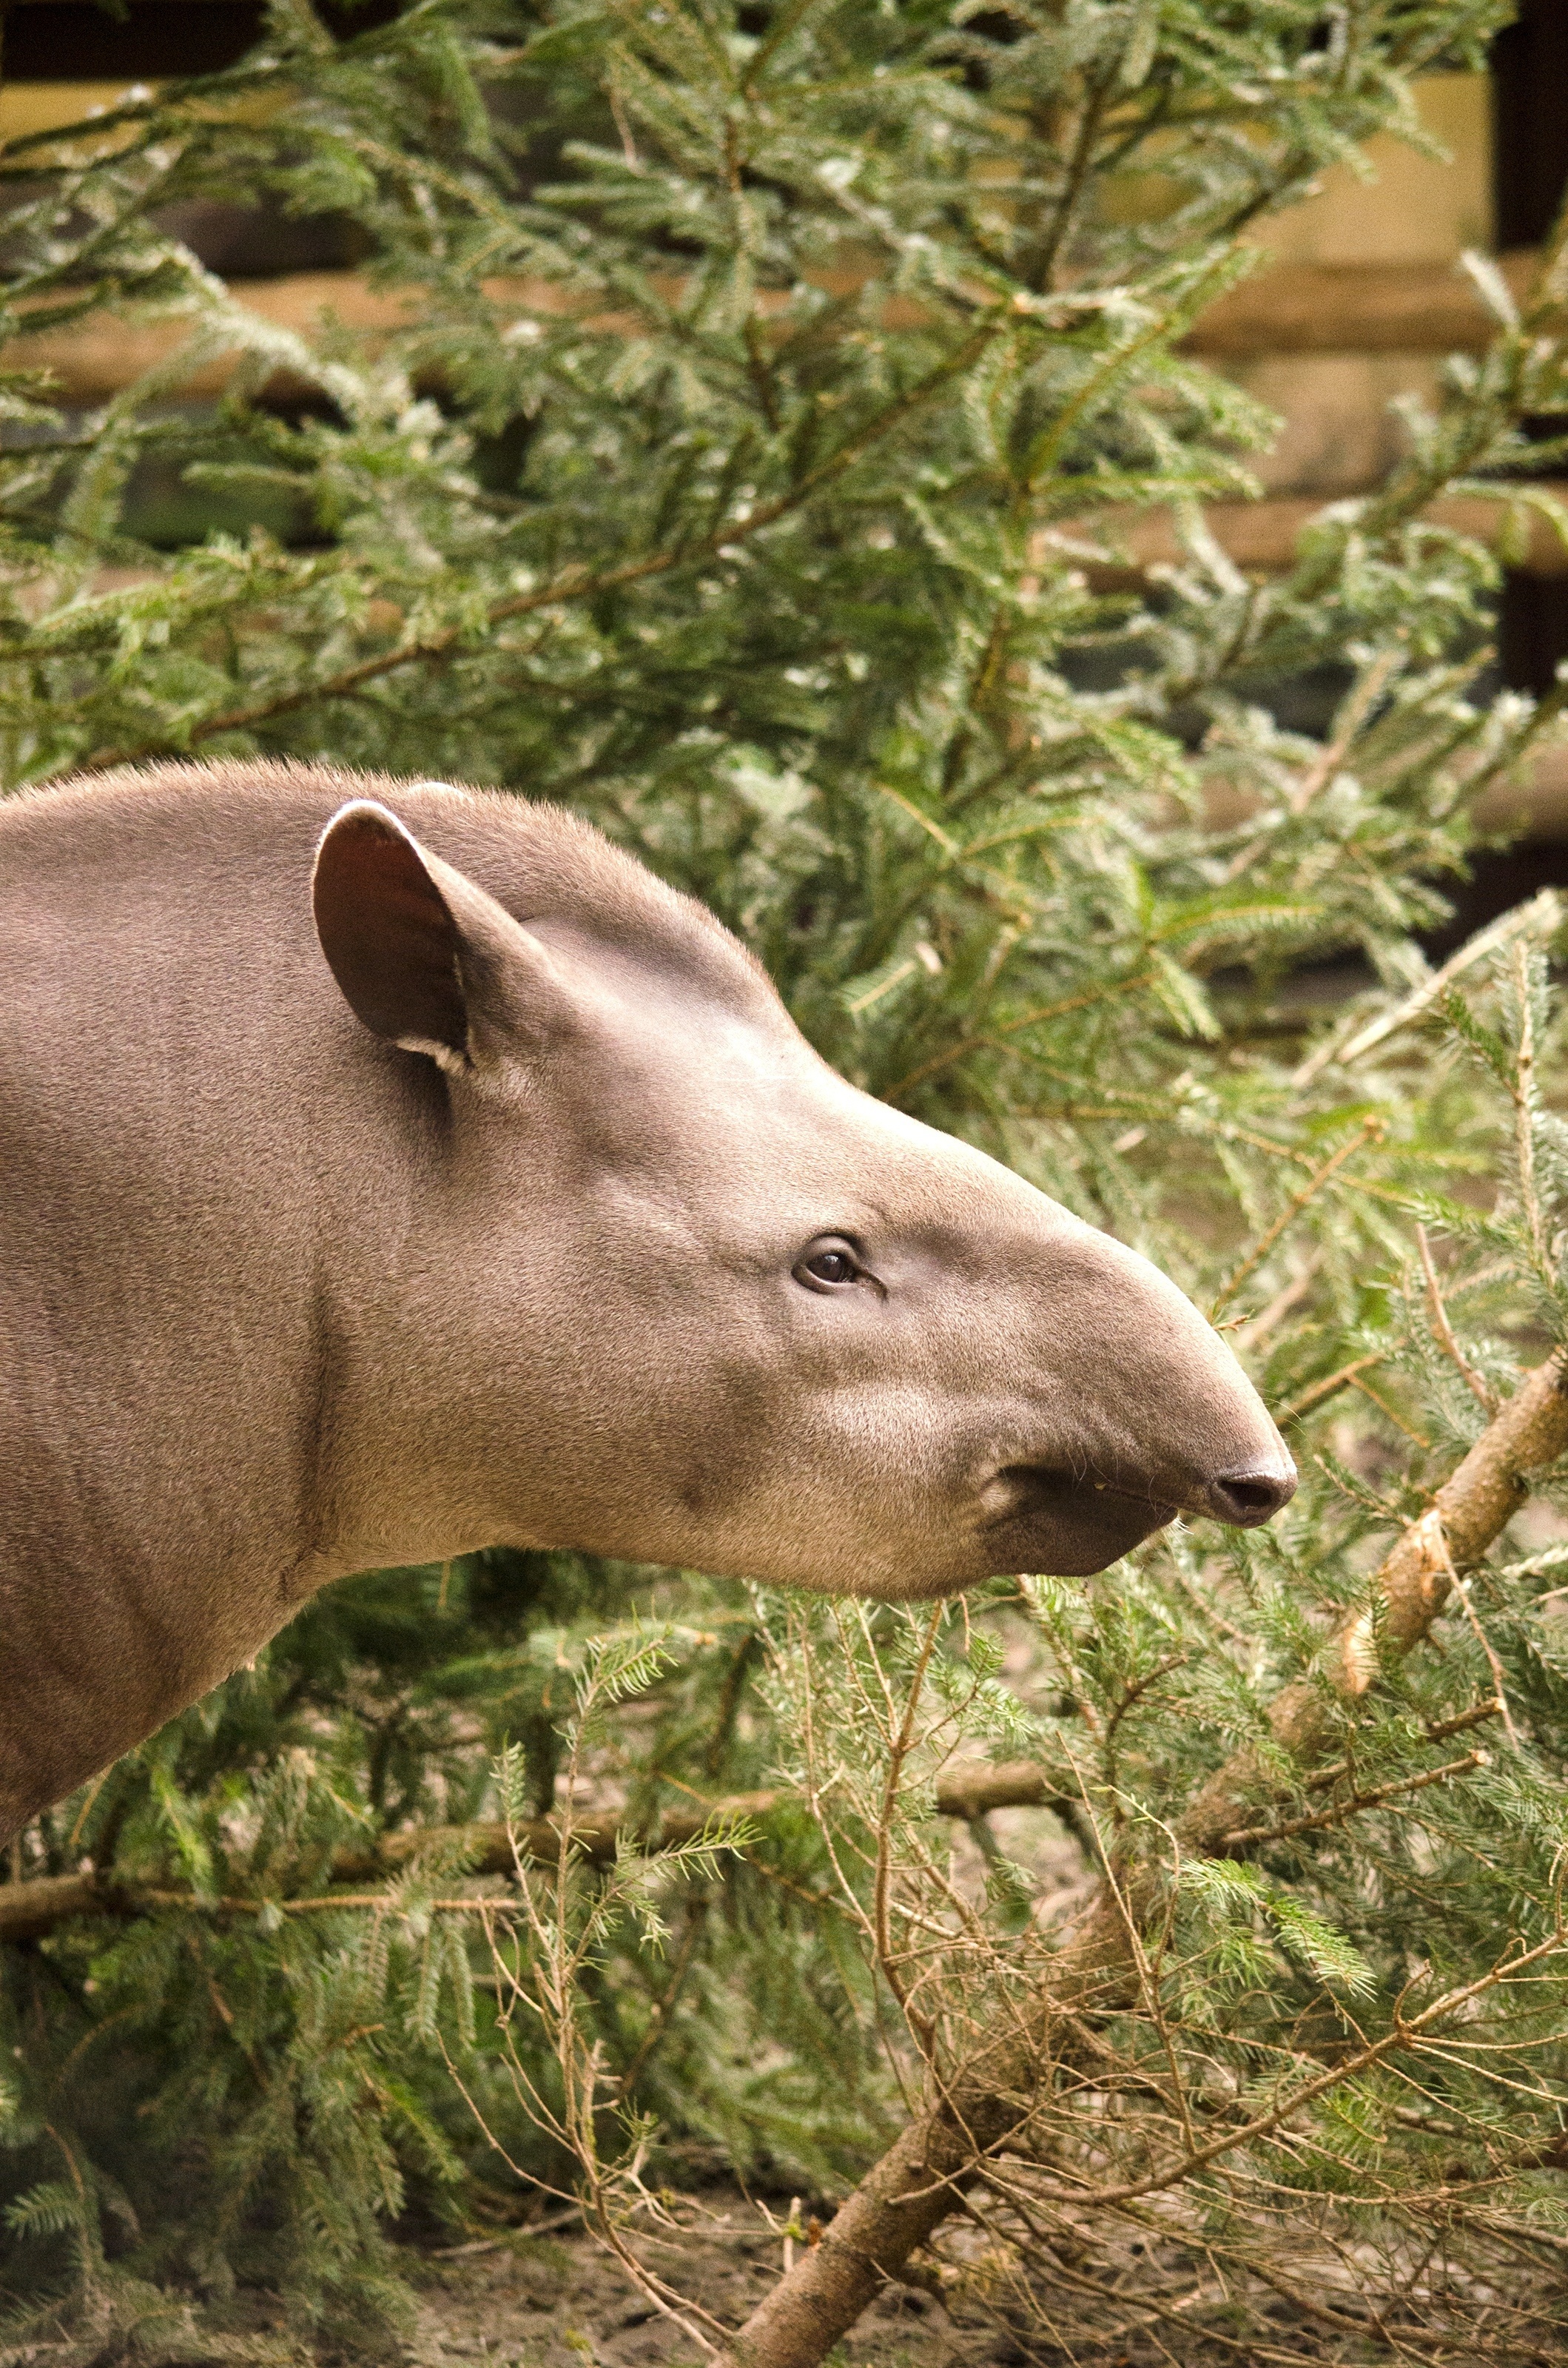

left=397, top=1032, right=471, bottom=1076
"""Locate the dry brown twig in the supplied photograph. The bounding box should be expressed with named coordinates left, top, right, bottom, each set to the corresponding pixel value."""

left=1279, top=1350, right=1388, bottom=1422
left=1209, top=1116, right=1383, bottom=1321
left=1416, top=1223, right=1498, bottom=1414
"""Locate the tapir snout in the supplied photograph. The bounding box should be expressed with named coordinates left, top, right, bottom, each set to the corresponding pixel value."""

left=669, top=1123, right=1298, bottom=1601
left=0, top=762, right=1293, bottom=1837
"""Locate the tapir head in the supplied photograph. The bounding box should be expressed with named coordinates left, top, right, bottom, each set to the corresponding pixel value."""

left=312, top=798, right=1294, bottom=1598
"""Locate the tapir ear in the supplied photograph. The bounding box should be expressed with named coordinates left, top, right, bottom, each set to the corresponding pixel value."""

left=312, top=799, right=561, bottom=1071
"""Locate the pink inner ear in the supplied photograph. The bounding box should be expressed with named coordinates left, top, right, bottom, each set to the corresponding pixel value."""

left=312, top=809, right=469, bottom=1054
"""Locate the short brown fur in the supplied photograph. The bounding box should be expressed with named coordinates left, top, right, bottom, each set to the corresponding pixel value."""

left=0, top=761, right=1293, bottom=1837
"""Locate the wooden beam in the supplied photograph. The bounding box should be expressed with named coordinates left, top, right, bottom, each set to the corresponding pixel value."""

left=3, top=246, right=1556, bottom=410
left=6, top=271, right=1565, bottom=571
left=1474, top=740, right=1568, bottom=836
left=1185, top=250, right=1546, bottom=357
left=1074, top=487, right=1568, bottom=585
left=1, top=272, right=440, bottom=406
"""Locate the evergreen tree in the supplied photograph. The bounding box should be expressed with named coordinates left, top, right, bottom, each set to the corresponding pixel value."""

left=3, top=1, right=1568, bottom=2359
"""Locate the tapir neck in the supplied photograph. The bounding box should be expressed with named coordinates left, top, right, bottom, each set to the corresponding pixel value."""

left=0, top=778, right=545, bottom=1817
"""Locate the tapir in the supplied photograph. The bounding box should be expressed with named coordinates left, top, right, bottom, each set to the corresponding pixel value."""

left=0, top=761, right=1294, bottom=1838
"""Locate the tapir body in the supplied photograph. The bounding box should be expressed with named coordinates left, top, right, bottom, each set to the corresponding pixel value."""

left=0, top=761, right=1293, bottom=1837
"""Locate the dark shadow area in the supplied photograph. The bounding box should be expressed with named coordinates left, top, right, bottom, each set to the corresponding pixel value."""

left=1491, top=0, right=1568, bottom=253
left=1, top=1, right=405, bottom=80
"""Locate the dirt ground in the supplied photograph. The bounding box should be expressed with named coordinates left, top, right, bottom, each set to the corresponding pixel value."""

left=411, top=2194, right=1046, bottom=2368
left=407, top=2180, right=1556, bottom=2368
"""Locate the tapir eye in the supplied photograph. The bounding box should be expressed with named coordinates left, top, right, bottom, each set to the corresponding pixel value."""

left=794, top=1237, right=864, bottom=1292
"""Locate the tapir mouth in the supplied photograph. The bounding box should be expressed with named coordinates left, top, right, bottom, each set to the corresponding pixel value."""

left=977, top=1464, right=1174, bottom=1578
left=973, top=1444, right=1295, bottom=1579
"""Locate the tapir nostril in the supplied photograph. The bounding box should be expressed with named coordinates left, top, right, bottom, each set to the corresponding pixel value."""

left=1206, top=1464, right=1297, bottom=1527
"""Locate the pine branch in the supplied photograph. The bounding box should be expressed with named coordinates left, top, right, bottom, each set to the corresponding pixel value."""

left=70, top=316, right=1008, bottom=776
left=719, top=1352, right=1568, bottom=2368
left=0, top=1763, right=1072, bottom=1945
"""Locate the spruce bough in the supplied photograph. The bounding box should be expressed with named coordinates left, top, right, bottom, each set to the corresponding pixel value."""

left=4, top=1, right=1568, bottom=2361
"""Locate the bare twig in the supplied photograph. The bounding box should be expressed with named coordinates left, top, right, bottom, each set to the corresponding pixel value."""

left=1221, top=1746, right=1489, bottom=1849
left=1416, top=1223, right=1498, bottom=1413
left=1424, top=1520, right=1521, bottom=1747
left=1302, top=1695, right=1504, bottom=1796
left=1277, top=1351, right=1387, bottom=1422
left=1210, top=1119, right=1382, bottom=1319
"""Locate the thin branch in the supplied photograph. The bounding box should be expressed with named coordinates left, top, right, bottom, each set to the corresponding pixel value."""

left=874, top=1603, right=948, bottom=2042
left=1210, top=1117, right=1383, bottom=1319
left=1416, top=1223, right=1498, bottom=1413
left=1221, top=1746, right=1489, bottom=1849
left=1225, top=649, right=1400, bottom=882
left=1424, top=1520, right=1521, bottom=1748
left=1302, top=1695, right=1504, bottom=1797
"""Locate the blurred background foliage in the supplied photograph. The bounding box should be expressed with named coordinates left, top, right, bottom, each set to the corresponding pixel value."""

left=3, top=0, right=1568, bottom=2359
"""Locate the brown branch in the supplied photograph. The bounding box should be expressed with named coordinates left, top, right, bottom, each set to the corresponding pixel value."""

left=1219, top=1746, right=1488, bottom=1849
left=1416, top=1224, right=1497, bottom=1414
left=1278, top=1350, right=1387, bottom=1422
left=1303, top=1694, right=1503, bottom=1794
left=1209, top=1117, right=1383, bottom=1320
left=719, top=1350, right=1568, bottom=2368
left=0, top=1765, right=1071, bottom=1947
